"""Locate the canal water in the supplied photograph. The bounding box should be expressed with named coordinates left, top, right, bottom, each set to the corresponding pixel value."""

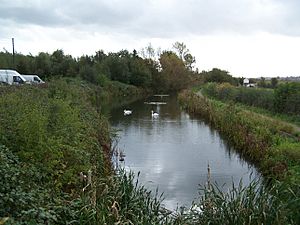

left=110, top=94, right=259, bottom=210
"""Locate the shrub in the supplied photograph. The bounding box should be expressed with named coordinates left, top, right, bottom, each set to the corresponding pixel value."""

left=274, top=82, right=300, bottom=115
left=0, top=80, right=108, bottom=191
left=202, top=83, right=275, bottom=111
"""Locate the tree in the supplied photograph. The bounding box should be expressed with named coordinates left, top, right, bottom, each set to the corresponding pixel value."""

left=16, top=57, right=30, bottom=74
left=274, top=82, right=300, bottom=114
left=140, top=43, right=155, bottom=60
left=238, top=77, right=245, bottom=86
left=50, top=49, right=65, bottom=76
left=203, top=68, right=238, bottom=85
left=159, top=51, right=191, bottom=91
left=0, top=50, right=13, bottom=68
left=172, top=42, right=188, bottom=60
left=172, top=42, right=196, bottom=71
left=129, top=57, right=152, bottom=87
left=271, top=77, right=278, bottom=88
left=257, top=77, right=267, bottom=88
left=104, top=53, right=130, bottom=84
left=183, top=53, right=196, bottom=70
left=35, top=52, right=51, bottom=79
left=132, top=49, right=138, bottom=58
left=94, top=50, right=106, bottom=63
left=79, top=65, right=97, bottom=83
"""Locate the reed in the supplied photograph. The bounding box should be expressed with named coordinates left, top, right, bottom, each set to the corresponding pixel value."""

left=81, top=169, right=299, bottom=224
left=2, top=80, right=299, bottom=224
left=178, top=90, right=300, bottom=177
left=76, top=169, right=171, bottom=225
left=177, top=89, right=300, bottom=224
left=173, top=179, right=299, bottom=225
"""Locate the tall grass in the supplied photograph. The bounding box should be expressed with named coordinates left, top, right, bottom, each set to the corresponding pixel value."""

left=178, top=90, right=299, bottom=174
left=1, top=80, right=299, bottom=224
left=202, top=82, right=300, bottom=121
left=170, top=179, right=299, bottom=225
left=202, top=82, right=275, bottom=111
left=90, top=170, right=171, bottom=225
left=0, top=79, right=110, bottom=190
left=2, top=147, right=298, bottom=225
left=61, top=166, right=299, bottom=225
left=177, top=90, right=300, bottom=224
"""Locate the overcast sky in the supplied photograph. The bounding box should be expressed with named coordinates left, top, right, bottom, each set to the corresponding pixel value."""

left=1, top=0, right=300, bottom=77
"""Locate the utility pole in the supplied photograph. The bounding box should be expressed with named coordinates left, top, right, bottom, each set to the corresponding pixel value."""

left=12, top=38, right=15, bottom=69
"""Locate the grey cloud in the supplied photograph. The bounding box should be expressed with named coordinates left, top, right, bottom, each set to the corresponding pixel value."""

left=273, top=0, right=300, bottom=36
left=0, top=6, right=72, bottom=27
left=60, top=0, right=142, bottom=28
left=0, top=0, right=300, bottom=37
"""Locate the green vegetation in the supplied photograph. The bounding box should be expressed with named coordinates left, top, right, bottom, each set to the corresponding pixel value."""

left=179, top=90, right=300, bottom=179
left=274, top=82, right=300, bottom=115
left=256, top=77, right=279, bottom=88
left=0, top=144, right=169, bottom=224
left=0, top=145, right=85, bottom=224
left=0, top=79, right=109, bottom=223
left=201, top=68, right=239, bottom=86
left=89, top=170, right=169, bottom=225
left=5, top=138, right=296, bottom=224
left=178, top=90, right=300, bottom=223
left=0, top=79, right=167, bottom=224
left=172, top=180, right=299, bottom=225
left=0, top=43, right=197, bottom=223
left=159, top=51, right=192, bottom=91
left=0, top=42, right=196, bottom=93
left=202, top=82, right=300, bottom=120
left=0, top=80, right=110, bottom=188
left=1, top=43, right=300, bottom=224
left=202, top=82, right=274, bottom=111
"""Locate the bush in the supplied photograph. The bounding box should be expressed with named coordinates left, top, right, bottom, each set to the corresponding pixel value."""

left=202, top=82, right=300, bottom=117
left=274, top=82, right=300, bottom=115
left=202, top=68, right=238, bottom=85
left=0, top=145, right=83, bottom=224
left=202, top=83, right=275, bottom=111
left=0, top=80, right=108, bottom=191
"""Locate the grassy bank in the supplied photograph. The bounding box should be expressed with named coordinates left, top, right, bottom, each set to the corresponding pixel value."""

left=0, top=79, right=109, bottom=223
left=1, top=80, right=300, bottom=224
left=178, top=90, right=300, bottom=222
left=201, top=82, right=300, bottom=125
left=179, top=90, right=300, bottom=181
left=0, top=78, right=152, bottom=224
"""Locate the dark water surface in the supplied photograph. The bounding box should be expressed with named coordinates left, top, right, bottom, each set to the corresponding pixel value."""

left=110, top=94, right=259, bottom=210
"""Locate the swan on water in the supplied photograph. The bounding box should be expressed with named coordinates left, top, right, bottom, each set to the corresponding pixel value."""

left=124, top=109, right=132, bottom=115
left=151, top=110, right=159, bottom=117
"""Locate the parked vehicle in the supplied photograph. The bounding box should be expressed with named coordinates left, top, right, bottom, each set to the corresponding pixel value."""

left=22, top=75, right=45, bottom=84
left=0, top=69, right=27, bottom=85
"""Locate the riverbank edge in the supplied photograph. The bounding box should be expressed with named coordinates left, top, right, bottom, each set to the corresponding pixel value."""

left=2, top=81, right=299, bottom=224
left=178, top=90, right=300, bottom=185
left=0, top=79, right=165, bottom=224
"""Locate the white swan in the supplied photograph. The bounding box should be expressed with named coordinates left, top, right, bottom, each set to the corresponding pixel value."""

left=124, top=109, right=132, bottom=115
left=151, top=110, right=159, bottom=117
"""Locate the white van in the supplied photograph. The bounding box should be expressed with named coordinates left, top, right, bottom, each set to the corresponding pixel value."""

left=22, top=75, right=45, bottom=84
left=0, top=69, right=27, bottom=85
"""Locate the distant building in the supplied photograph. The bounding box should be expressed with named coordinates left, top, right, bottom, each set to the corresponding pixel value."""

left=243, top=78, right=249, bottom=86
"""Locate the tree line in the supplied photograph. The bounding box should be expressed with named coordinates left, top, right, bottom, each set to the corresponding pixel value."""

left=0, top=42, right=199, bottom=92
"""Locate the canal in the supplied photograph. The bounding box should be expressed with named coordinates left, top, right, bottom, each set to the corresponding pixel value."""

left=110, top=94, right=259, bottom=210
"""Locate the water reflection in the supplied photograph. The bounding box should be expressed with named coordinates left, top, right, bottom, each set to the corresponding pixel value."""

left=110, top=94, right=259, bottom=210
